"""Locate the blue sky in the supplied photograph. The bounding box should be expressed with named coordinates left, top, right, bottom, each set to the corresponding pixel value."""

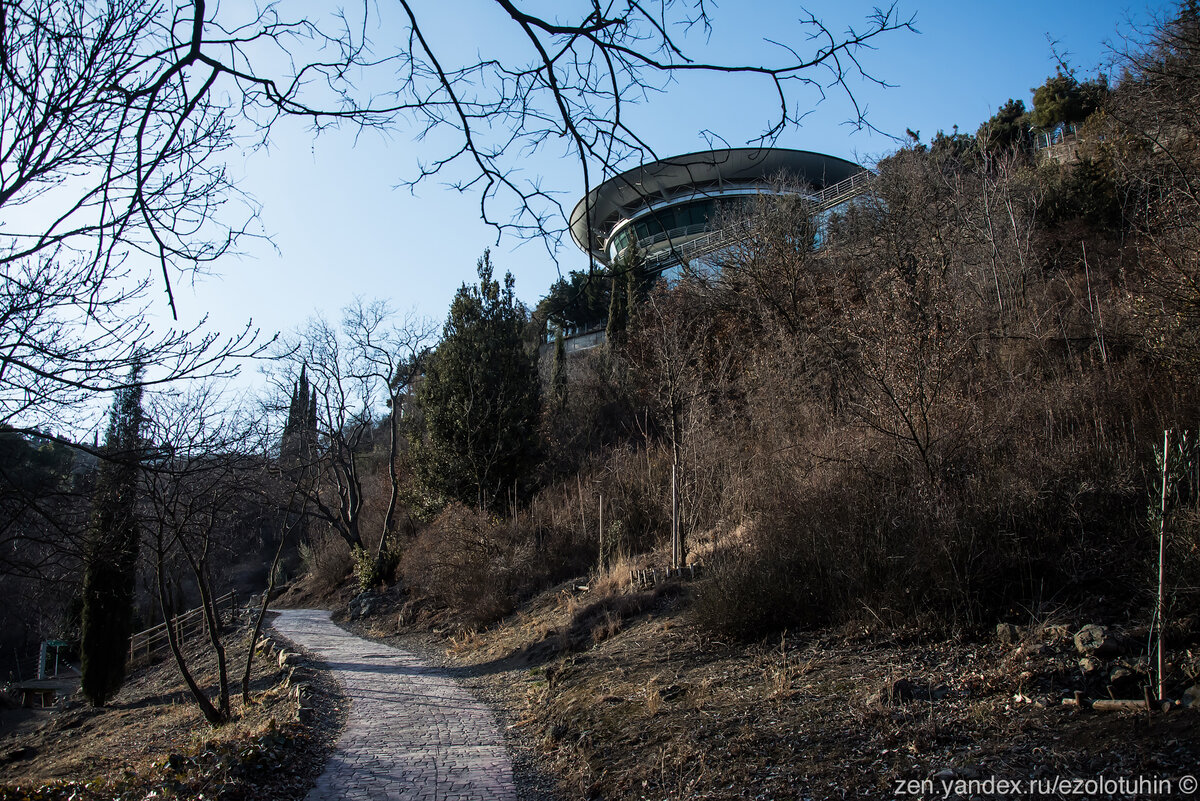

left=179, top=0, right=1167, bottom=358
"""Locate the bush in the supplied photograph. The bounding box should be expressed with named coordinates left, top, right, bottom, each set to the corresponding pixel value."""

left=399, top=492, right=603, bottom=627
left=350, top=545, right=398, bottom=592
left=297, top=530, right=351, bottom=591
left=400, top=504, right=534, bottom=626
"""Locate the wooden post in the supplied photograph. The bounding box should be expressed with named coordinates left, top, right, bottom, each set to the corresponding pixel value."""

left=671, top=461, right=679, bottom=570
left=1157, top=429, right=1169, bottom=703
left=598, top=493, right=604, bottom=573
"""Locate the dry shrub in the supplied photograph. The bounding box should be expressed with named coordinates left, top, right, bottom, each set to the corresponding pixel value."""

left=694, top=361, right=1160, bottom=640
left=297, top=529, right=352, bottom=591
left=400, top=503, right=525, bottom=626
left=594, top=447, right=671, bottom=558
left=296, top=527, right=350, bottom=592
left=399, top=500, right=594, bottom=627
left=588, top=551, right=641, bottom=598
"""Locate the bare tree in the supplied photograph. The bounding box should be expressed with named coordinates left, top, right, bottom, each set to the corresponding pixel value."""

left=141, top=386, right=268, bottom=724
left=385, top=1, right=914, bottom=251
left=275, top=303, right=433, bottom=580
left=281, top=314, right=369, bottom=555
left=343, top=300, right=435, bottom=581
left=0, top=0, right=277, bottom=431
left=2, top=0, right=911, bottom=434
left=628, top=284, right=730, bottom=569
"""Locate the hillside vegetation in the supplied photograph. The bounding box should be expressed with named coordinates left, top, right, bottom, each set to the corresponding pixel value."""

left=306, top=14, right=1200, bottom=797
left=306, top=4, right=1200, bottom=654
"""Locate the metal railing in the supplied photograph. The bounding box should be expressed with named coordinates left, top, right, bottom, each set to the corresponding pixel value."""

left=813, top=169, right=874, bottom=211
left=127, top=590, right=237, bottom=666
left=1031, top=123, right=1079, bottom=151
left=640, top=170, right=875, bottom=273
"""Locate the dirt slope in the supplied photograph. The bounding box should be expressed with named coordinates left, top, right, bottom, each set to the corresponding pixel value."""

left=350, top=579, right=1200, bottom=800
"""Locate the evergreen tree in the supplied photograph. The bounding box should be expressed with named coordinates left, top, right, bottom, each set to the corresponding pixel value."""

left=550, top=326, right=568, bottom=410
left=1029, top=70, right=1106, bottom=129
left=280, top=364, right=317, bottom=465
left=976, top=98, right=1029, bottom=153
left=623, top=244, right=647, bottom=335
left=79, top=365, right=145, bottom=707
left=605, top=267, right=627, bottom=346
left=413, top=251, right=540, bottom=511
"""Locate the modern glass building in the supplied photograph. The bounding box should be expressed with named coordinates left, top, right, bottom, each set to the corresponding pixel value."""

left=569, top=147, right=871, bottom=275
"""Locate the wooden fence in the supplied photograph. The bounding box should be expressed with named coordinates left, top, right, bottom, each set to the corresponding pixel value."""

left=630, top=565, right=702, bottom=589
left=128, top=591, right=237, bottom=666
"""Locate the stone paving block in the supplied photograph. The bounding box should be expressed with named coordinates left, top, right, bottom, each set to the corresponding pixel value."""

left=272, top=609, right=519, bottom=801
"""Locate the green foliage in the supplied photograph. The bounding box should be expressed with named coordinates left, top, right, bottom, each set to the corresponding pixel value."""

left=1040, top=152, right=1122, bottom=229
left=1030, top=70, right=1107, bottom=129
left=350, top=544, right=396, bottom=591
left=536, top=269, right=612, bottom=333
left=976, top=98, right=1028, bottom=152
left=413, top=251, right=540, bottom=511
left=80, top=366, right=145, bottom=707
left=929, top=128, right=979, bottom=163
left=605, top=270, right=627, bottom=346
left=280, top=364, right=317, bottom=464
left=605, top=244, right=648, bottom=346
left=0, top=428, right=78, bottom=568
left=1150, top=430, right=1199, bottom=525
left=0, top=429, right=75, bottom=493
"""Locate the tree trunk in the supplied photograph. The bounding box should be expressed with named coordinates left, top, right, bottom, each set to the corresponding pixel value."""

left=243, top=512, right=294, bottom=704
left=156, top=549, right=224, bottom=725
left=375, top=404, right=402, bottom=579
left=197, top=561, right=230, bottom=718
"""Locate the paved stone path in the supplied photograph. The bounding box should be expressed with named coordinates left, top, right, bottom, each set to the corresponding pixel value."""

left=272, top=609, right=518, bottom=801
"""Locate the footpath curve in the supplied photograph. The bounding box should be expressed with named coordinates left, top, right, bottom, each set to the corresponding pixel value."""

left=272, top=609, right=518, bottom=801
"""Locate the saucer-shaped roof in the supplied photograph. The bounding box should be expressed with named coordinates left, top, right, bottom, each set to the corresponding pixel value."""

left=569, top=147, right=863, bottom=257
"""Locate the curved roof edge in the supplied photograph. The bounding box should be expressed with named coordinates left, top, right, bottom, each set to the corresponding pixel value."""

left=569, top=147, right=864, bottom=256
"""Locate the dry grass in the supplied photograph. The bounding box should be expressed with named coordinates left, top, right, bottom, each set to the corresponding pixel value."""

left=0, top=615, right=340, bottom=800
left=391, top=579, right=1200, bottom=801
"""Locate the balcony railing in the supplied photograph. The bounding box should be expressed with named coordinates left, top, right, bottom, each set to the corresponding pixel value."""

left=641, top=170, right=875, bottom=273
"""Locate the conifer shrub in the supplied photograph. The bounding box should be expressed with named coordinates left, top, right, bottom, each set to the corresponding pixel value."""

left=350, top=545, right=398, bottom=592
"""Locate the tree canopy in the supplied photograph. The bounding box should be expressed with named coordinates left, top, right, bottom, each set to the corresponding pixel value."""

left=1029, top=71, right=1107, bottom=129
left=413, top=252, right=540, bottom=512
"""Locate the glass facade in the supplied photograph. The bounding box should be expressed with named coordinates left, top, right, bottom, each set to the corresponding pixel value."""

left=606, top=197, right=740, bottom=261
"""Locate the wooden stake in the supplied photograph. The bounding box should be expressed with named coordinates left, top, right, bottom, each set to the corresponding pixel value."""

left=1157, top=429, right=1169, bottom=703
left=671, top=461, right=679, bottom=570
left=598, top=493, right=604, bottom=573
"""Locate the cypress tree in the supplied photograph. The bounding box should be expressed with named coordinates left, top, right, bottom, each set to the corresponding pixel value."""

left=280, top=365, right=317, bottom=465
left=605, top=269, right=626, bottom=347
left=623, top=246, right=645, bottom=335
left=80, top=365, right=145, bottom=707
left=550, top=326, right=568, bottom=409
